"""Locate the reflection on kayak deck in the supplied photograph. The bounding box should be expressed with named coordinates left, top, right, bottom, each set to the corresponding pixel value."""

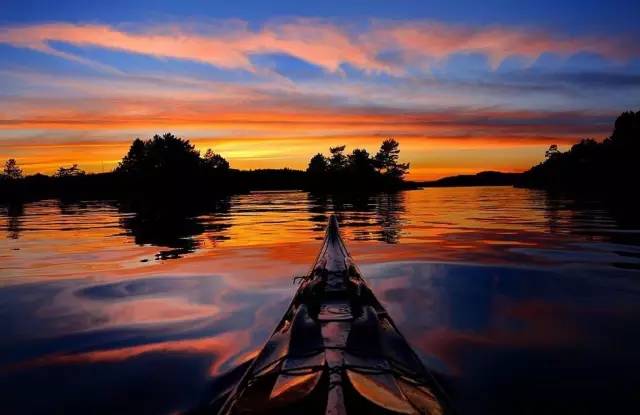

left=219, top=216, right=449, bottom=414
left=1, top=187, right=639, bottom=414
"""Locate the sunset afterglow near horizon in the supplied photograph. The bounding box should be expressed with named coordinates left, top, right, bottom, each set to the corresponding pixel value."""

left=1, top=1, right=639, bottom=179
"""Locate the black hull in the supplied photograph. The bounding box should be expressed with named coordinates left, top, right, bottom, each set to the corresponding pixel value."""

left=218, top=215, right=449, bottom=414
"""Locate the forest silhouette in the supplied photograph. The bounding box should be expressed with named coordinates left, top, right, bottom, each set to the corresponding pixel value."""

left=0, top=134, right=412, bottom=202
left=520, top=110, right=639, bottom=191
left=1, top=110, right=638, bottom=202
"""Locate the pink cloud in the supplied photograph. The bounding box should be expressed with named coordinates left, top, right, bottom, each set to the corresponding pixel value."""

left=0, top=20, right=392, bottom=74
left=366, top=21, right=633, bottom=68
left=0, top=19, right=635, bottom=75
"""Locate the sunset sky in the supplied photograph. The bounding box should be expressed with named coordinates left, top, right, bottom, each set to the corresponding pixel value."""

left=1, top=1, right=639, bottom=179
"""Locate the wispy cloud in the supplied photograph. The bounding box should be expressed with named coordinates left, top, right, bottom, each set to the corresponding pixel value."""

left=0, top=18, right=636, bottom=179
left=1, top=19, right=636, bottom=75
left=365, top=21, right=636, bottom=69
left=0, top=20, right=390, bottom=74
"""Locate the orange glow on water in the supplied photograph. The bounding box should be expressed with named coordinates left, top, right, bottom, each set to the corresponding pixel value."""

left=1, top=187, right=638, bottom=414
left=5, top=330, right=250, bottom=377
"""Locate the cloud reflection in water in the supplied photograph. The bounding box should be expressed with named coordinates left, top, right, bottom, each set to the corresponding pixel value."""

left=1, top=187, right=639, bottom=414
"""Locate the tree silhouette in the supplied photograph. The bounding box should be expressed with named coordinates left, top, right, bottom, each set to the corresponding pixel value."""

left=2, top=159, right=23, bottom=180
left=545, top=144, right=560, bottom=159
left=307, top=153, right=328, bottom=175
left=117, top=138, right=146, bottom=175
left=202, top=149, right=230, bottom=171
left=115, top=134, right=231, bottom=180
left=0, top=134, right=412, bottom=202
left=610, top=110, right=640, bottom=148
left=521, top=110, right=639, bottom=191
left=348, top=148, right=376, bottom=179
left=328, top=145, right=348, bottom=172
left=54, top=164, right=86, bottom=178
left=115, top=133, right=202, bottom=177
left=304, top=139, right=410, bottom=190
left=374, top=139, right=409, bottom=179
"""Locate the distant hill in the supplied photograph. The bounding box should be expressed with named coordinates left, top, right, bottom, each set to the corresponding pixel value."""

left=416, top=171, right=522, bottom=188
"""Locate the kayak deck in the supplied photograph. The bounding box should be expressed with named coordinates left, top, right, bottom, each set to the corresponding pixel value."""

left=218, top=215, right=448, bottom=415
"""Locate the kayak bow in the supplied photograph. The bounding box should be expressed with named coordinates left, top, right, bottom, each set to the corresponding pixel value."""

left=218, top=215, right=449, bottom=415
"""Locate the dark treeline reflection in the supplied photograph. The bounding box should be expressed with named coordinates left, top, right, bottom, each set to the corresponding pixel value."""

left=117, top=197, right=232, bottom=260
left=58, top=199, right=94, bottom=216
left=308, top=192, right=406, bottom=243
left=3, top=203, right=23, bottom=240
left=540, top=192, right=640, bottom=269
left=3, top=189, right=639, bottom=266
left=0, top=191, right=409, bottom=257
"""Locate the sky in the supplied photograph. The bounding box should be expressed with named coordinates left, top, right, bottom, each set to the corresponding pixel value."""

left=1, top=0, right=639, bottom=179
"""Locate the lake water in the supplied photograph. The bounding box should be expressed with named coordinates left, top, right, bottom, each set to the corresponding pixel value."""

left=1, top=187, right=639, bottom=414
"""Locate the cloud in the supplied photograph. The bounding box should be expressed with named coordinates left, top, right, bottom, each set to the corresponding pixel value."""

left=517, top=70, right=640, bottom=89
left=1, top=18, right=636, bottom=179
left=0, top=90, right=613, bottom=139
left=365, top=21, right=636, bottom=69
left=0, top=20, right=392, bottom=74
left=0, top=19, right=636, bottom=75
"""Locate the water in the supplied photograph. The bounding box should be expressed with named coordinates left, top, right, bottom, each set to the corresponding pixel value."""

left=1, top=187, right=639, bottom=414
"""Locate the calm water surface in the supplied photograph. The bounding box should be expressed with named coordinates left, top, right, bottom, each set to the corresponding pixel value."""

left=1, top=187, right=639, bottom=414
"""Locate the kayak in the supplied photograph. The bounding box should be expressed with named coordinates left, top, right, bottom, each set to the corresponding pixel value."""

left=218, top=215, right=449, bottom=414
